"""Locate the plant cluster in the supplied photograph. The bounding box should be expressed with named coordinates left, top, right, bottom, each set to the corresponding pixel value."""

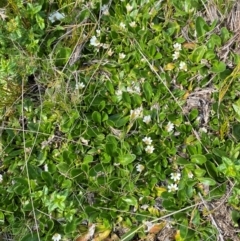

left=1, top=0, right=240, bottom=240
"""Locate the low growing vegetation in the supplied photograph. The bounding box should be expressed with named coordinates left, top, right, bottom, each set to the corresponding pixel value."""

left=1, top=0, right=240, bottom=240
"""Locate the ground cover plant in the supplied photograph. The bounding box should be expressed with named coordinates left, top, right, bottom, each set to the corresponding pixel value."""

left=1, top=0, right=240, bottom=240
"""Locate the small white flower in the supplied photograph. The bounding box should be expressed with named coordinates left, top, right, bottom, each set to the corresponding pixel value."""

left=166, top=121, right=174, bottom=132
left=126, top=86, right=134, bottom=93
left=48, top=11, right=65, bottom=23
left=107, top=48, right=114, bottom=56
left=101, top=4, right=109, bottom=15
left=200, top=127, right=207, bottom=133
left=129, top=21, right=137, bottom=28
left=52, top=233, right=61, bottom=241
left=188, top=172, right=194, bottom=179
left=0, top=174, right=3, bottom=183
left=168, top=183, right=178, bottom=192
left=102, top=43, right=110, bottom=49
left=141, top=204, right=149, bottom=210
left=126, top=3, right=133, bottom=12
left=120, top=22, right=126, bottom=29
left=80, top=137, right=89, bottom=145
left=119, top=53, right=126, bottom=59
left=173, top=43, right=182, bottom=51
left=115, top=89, right=123, bottom=96
left=90, top=36, right=100, bottom=47
left=170, top=173, right=181, bottom=182
left=76, top=82, right=85, bottom=90
left=172, top=51, right=180, bottom=60
left=44, top=164, right=48, bottom=172
left=145, top=145, right=154, bottom=154
left=96, top=29, right=101, bottom=37
left=136, top=164, right=144, bottom=172
left=130, top=107, right=143, bottom=119
left=142, top=137, right=152, bottom=145
left=134, top=85, right=141, bottom=93
left=143, top=115, right=151, bottom=124
left=179, top=61, right=187, bottom=71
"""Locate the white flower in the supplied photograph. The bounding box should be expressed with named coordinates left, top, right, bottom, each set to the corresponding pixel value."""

left=134, top=85, right=141, bottom=93
left=120, top=22, right=126, bottom=29
left=96, top=29, right=101, bottom=37
left=80, top=137, right=89, bottom=145
left=179, top=61, right=187, bottom=71
left=44, top=164, right=48, bottom=172
left=126, top=3, right=133, bottom=12
left=102, top=43, right=110, bottom=49
left=173, top=43, right=182, bottom=51
left=129, top=21, right=137, bottom=28
left=142, top=137, right=152, bottom=145
left=141, top=204, right=149, bottom=210
left=168, top=183, right=178, bottom=192
left=52, top=233, right=61, bottom=241
left=130, top=107, right=143, bottom=119
left=126, top=86, right=134, bottom=93
left=0, top=174, right=3, bottom=183
left=76, top=82, right=85, bottom=90
left=107, top=49, right=114, bottom=56
left=115, top=89, right=123, bottom=96
left=136, top=164, right=145, bottom=172
left=101, top=4, right=109, bottom=15
left=90, top=36, right=100, bottom=47
left=119, top=53, right=126, bottom=59
left=48, top=11, right=65, bottom=23
left=170, top=173, right=181, bottom=182
left=145, top=145, right=154, bottom=154
left=166, top=121, right=174, bottom=132
left=172, top=51, right=180, bottom=60
left=143, top=115, right=151, bottom=124
left=200, top=127, right=207, bottom=133
left=188, top=172, right=194, bottom=178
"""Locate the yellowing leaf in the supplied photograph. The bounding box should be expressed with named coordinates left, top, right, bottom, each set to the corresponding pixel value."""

left=148, top=222, right=166, bottom=234
left=164, top=63, right=175, bottom=71
left=92, top=229, right=111, bottom=241
left=183, top=42, right=197, bottom=49
left=174, top=230, right=184, bottom=241
left=154, top=186, right=167, bottom=197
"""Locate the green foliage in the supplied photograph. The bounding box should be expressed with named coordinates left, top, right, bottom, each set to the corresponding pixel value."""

left=1, top=0, right=240, bottom=240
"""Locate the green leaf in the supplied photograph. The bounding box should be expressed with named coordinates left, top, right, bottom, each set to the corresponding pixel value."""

left=92, top=111, right=101, bottom=124
left=115, top=116, right=129, bottom=128
left=122, top=92, right=131, bottom=105
left=233, top=102, right=240, bottom=122
left=232, top=124, right=240, bottom=140
left=64, top=220, right=77, bottom=234
left=0, top=211, right=4, bottom=224
left=121, top=196, right=138, bottom=207
left=195, top=16, right=208, bottom=39
left=106, top=80, right=115, bottom=95
left=118, top=153, right=136, bottom=165
left=41, top=171, right=53, bottom=186
left=83, top=155, right=93, bottom=163
left=191, top=154, right=207, bottom=164
left=55, top=47, right=71, bottom=66
left=121, top=227, right=139, bottom=241
left=143, top=82, right=153, bottom=102
left=197, top=177, right=216, bottom=186
left=20, top=233, right=39, bottom=241
left=211, top=61, right=226, bottom=73
left=190, top=46, right=206, bottom=63
left=35, top=14, right=45, bottom=30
